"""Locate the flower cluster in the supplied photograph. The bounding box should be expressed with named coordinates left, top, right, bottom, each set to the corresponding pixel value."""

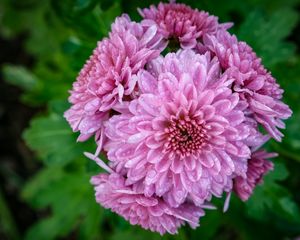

left=65, top=1, right=291, bottom=235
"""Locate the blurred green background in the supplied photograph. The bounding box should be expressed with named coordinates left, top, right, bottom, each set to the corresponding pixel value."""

left=0, top=0, right=300, bottom=239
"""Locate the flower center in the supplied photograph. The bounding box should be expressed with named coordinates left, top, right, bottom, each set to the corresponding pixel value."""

left=164, top=116, right=206, bottom=157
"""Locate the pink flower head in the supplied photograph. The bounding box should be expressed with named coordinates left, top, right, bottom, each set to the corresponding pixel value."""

left=139, top=2, right=232, bottom=49
left=104, top=50, right=254, bottom=207
left=64, top=14, right=164, bottom=141
left=91, top=172, right=204, bottom=235
left=233, top=150, right=275, bottom=201
left=203, top=31, right=292, bottom=141
left=64, top=2, right=292, bottom=235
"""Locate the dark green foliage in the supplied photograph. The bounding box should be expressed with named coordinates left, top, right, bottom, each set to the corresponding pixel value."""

left=22, top=167, right=103, bottom=240
left=0, top=0, right=300, bottom=239
left=238, top=8, right=298, bottom=68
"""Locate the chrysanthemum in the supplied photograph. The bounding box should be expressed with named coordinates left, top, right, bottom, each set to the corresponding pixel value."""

left=91, top=172, right=204, bottom=235
left=63, top=2, right=293, bottom=235
left=233, top=150, right=275, bottom=201
left=64, top=14, right=164, bottom=141
left=203, top=30, right=292, bottom=141
left=104, top=50, right=255, bottom=207
left=139, top=2, right=232, bottom=49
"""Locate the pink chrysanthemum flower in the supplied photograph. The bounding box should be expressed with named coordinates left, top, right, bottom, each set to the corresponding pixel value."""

left=63, top=52, right=109, bottom=142
left=203, top=30, right=292, bottom=141
left=64, top=14, right=165, bottom=141
left=91, top=172, right=204, bottom=235
left=104, top=50, right=256, bottom=207
left=139, top=2, right=232, bottom=49
left=64, top=2, right=292, bottom=235
left=233, top=150, right=275, bottom=201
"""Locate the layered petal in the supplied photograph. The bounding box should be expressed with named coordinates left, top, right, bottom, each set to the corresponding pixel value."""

left=233, top=150, right=275, bottom=201
left=64, top=14, right=165, bottom=141
left=203, top=30, right=292, bottom=141
left=104, top=50, right=255, bottom=207
left=91, top=173, right=204, bottom=235
left=139, top=2, right=232, bottom=49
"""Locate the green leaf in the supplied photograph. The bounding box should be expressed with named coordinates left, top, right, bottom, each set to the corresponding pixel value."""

left=23, top=169, right=103, bottom=240
left=271, top=58, right=300, bottom=162
left=2, top=65, right=38, bottom=91
left=51, top=0, right=104, bottom=39
left=109, top=230, right=161, bottom=240
left=273, top=111, right=300, bottom=162
left=190, top=210, right=221, bottom=240
left=98, top=2, right=122, bottom=35
left=278, top=197, right=300, bottom=221
left=238, top=8, right=298, bottom=68
left=21, top=166, right=65, bottom=208
left=23, top=102, right=94, bottom=166
left=51, top=0, right=99, bottom=17
left=109, top=226, right=189, bottom=240
left=246, top=161, right=300, bottom=225
left=0, top=187, right=20, bottom=240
